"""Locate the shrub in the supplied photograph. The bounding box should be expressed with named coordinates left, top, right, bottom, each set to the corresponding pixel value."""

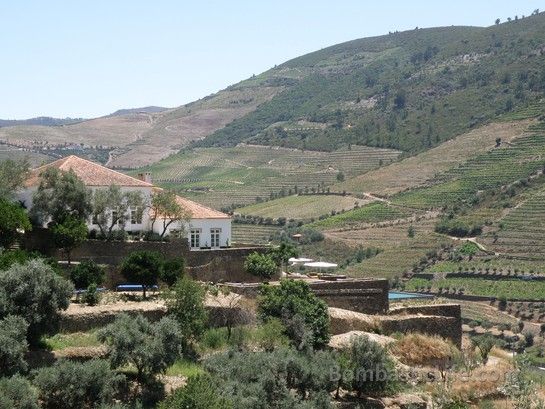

left=98, top=314, right=183, bottom=381
left=0, top=198, right=31, bottom=250
left=200, top=328, right=228, bottom=350
left=346, top=335, right=396, bottom=397
left=253, top=318, right=290, bottom=352
left=70, top=260, right=105, bottom=289
left=0, top=375, right=39, bottom=409
left=471, top=335, right=496, bottom=364
left=82, top=283, right=100, bottom=306
left=0, top=259, right=73, bottom=346
left=164, top=276, right=208, bottom=348
left=435, top=219, right=482, bottom=237
left=0, top=315, right=29, bottom=376
left=158, top=374, right=232, bottom=409
left=244, top=252, right=278, bottom=279
left=391, top=333, right=456, bottom=370
left=258, top=279, right=330, bottom=349
left=120, top=251, right=163, bottom=298
left=0, top=249, right=39, bottom=271
left=33, top=359, right=125, bottom=409
left=160, top=257, right=185, bottom=287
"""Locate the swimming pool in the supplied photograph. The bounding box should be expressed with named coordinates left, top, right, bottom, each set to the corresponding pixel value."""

left=388, top=291, right=434, bottom=300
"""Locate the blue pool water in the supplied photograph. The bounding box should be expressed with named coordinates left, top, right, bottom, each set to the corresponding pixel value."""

left=388, top=291, right=433, bottom=300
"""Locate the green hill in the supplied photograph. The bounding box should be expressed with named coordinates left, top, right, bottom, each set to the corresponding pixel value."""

left=197, top=14, right=545, bottom=154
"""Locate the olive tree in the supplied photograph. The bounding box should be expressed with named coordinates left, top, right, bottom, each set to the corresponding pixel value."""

left=0, top=375, right=39, bottom=409
left=31, top=168, right=91, bottom=225
left=0, top=315, right=29, bottom=376
left=258, top=279, right=330, bottom=349
left=51, top=215, right=87, bottom=264
left=33, top=359, right=125, bottom=409
left=90, top=184, right=145, bottom=239
left=149, top=190, right=190, bottom=239
left=120, top=250, right=163, bottom=298
left=0, top=198, right=31, bottom=249
left=0, top=259, right=73, bottom=346
left=98, top=314, right=184, bottom=382
left=0, top=158, right=29, bottom=199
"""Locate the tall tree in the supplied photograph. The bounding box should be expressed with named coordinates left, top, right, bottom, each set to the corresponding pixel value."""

left=31, top=168, right=91, bottom=225
left=51, top=215, right=88, bottom=264
left=0, top=198, right=31, bottom=249
left=90, top=184, right=145, bottom=239
left=0, top=158, right=29, bottom=199
left=150, top=190, right=191, bottom=238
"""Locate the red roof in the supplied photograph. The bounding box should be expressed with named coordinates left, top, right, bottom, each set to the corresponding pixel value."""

left=151, top=188, right=230, bottom=219
left=25, top=155, right=152, bottom=188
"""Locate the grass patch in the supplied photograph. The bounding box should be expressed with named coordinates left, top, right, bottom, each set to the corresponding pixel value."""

left=43, top=332, right=101, bottom=351
left=165, top=359, right=204, bottom=377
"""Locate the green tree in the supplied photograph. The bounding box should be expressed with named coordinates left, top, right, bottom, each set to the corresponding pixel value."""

left=0, top=158, right=29, bottom=199
left=0, top=259, right=73, bottom=346
left=268, top=241, right=299, bottom=268
left=160, top=257, right=185, bottom=287
left=164, top=276, right=208, bottom=347
left=51, top=215, right=87, bottom=264
left=471, top=335, right=496, bottom=364
left=258, top=279, right=330, bottom=349
left=90, top=184, right=145, bottom=239
left=0, top=375, right=39, bottom=409
left=0, top=315, right=29, bottom=376
left=98, top=314, right=183, bottom=382
left=495, top=18, right=500, bottom=25
left=30, top=168, right=91, bottom=225
left=336, top=172, right=345, bottom=182
left=149, top=190, right=191, bottom=238
left=158, top=374, right=233, bottom=409
left=33, top=359, right=125, bottom=409
left=70, top=259, right=105, bottom=289
left=407, top=225, right=415, bottom=238
left=346, top=335, right=395, bottom=397
left=0, top=198, right=31, bottom=249
left=244, top=252, right=278, bottom=279
left=120, top=251, right=163, bottom=298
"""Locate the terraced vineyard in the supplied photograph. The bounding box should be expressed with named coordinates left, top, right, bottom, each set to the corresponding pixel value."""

left=236, top=194, right=368, bottom=221
left=425, top=258, right=545, bottom=275
left=325, top=218, right=451, bottom=279
left=309, top=202, right=410, bottom=230
left=231, top=224, right=281, bottom=245
left=486, top=186, right=545, bottom=260
left=393, top=128, right=545, bottom=209
left=138, top=144, right=400, bottom=209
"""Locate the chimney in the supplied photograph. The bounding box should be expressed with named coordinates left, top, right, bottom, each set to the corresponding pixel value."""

left=137, top=172, right=152, bottom=184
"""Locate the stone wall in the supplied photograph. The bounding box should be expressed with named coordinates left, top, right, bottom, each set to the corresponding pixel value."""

left=23, top=228, right=273, bottom=284
left=226, top=278, right=389, bottom=315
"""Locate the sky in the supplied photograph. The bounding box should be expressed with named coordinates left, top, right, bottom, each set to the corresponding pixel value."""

left=0, top=1, right=542, bottom=119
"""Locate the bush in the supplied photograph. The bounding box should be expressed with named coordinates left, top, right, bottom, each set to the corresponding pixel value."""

left=0, top=315, right=29, bottom=376
left=33, top=359, right=125, bottom=409
left=253, top=318, right=290, bottom=352
left=164, top=276, right=208, bottom=348
left=160, top=257, right=185, bottom=287
left=346, top=335, right=396, bottom=397
left=0, top=259, right=73, bottom=346
left=98, top=314, right=183, bottom=381
left=0, top=249, right=40, bottom=271
left=435, top=219, right=482, bottom=237
left=82, top=283, right=100, bottom=306
left=471, top=335, right=496, bottom=364
left=120, top=251, right=163, bottom=298
left=70, top=260, right=105, bottom=289
left=158, top=374, right=232, bottom=409
left=244, top=252, right=278, bottom=279
left=0, top=375, right=39, bottom=409
left=258, top=279, right=330, bottom=349
left=0, top=198, right=32, bottom=250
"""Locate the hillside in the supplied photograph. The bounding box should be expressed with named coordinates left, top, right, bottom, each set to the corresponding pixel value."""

left=0, top=116, right=85, bottom=127
left=3, top=13, right=545, bottom=168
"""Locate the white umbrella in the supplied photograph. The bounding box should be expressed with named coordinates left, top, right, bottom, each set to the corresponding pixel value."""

left=289, top=257, right=314, bottom=264
left=303, top=261, right=338, bottom=269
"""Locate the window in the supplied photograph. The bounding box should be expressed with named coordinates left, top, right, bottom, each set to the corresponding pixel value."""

left=190, top=229, right=201, bottom=248
left=130, top=207, right=142, bottom=225
left=111, top=209, right=123, bottom=226
left=210, top=228, right=221, bottom=248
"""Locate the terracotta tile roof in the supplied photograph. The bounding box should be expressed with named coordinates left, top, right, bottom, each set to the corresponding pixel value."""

left=152, top=187, right=230, bottom=219
left=24, top=155, right=153, bottom=188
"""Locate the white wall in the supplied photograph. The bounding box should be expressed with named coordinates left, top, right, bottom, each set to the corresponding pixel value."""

left=153, top=217, right=232, bottom=248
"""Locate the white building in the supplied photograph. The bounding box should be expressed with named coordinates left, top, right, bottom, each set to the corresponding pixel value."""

left=19, top=155, right=231, bottom=249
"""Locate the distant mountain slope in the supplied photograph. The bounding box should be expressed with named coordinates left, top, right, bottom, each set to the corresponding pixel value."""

left=0, top=116, right=85, bottom=127
left=107, top=106, right=169, bottom=117
left=2, top=12, right=545, bottom=168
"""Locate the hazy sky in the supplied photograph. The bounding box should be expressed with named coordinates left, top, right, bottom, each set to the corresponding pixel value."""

left=1, top=1, right=542, bottom=119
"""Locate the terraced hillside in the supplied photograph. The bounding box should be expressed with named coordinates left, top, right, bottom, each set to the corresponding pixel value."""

left=139, top=144, right=400, bottom=209
left=485, top=185, right=545, bottom=260
left=231, top=224, right=281, bottom=245
left=236, top=194, right=369, bottom=221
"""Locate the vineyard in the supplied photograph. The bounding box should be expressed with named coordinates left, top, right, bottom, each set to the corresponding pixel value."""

left=486, top=185, right=545, bottom=260
left=405, top=276, right=545, bottom=301
left=236, top=194, right=367, bottom=220
left=139, top=144, right=401, bottom=209
left=393, top=127, right=545, bottom=209
left=231, top=224, right=281, bottom=245
left=324, top=218, right=451, bottom=279
left=425, top=257, right=545, bottom=275
left=309, top=202, right=410, bottom=230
